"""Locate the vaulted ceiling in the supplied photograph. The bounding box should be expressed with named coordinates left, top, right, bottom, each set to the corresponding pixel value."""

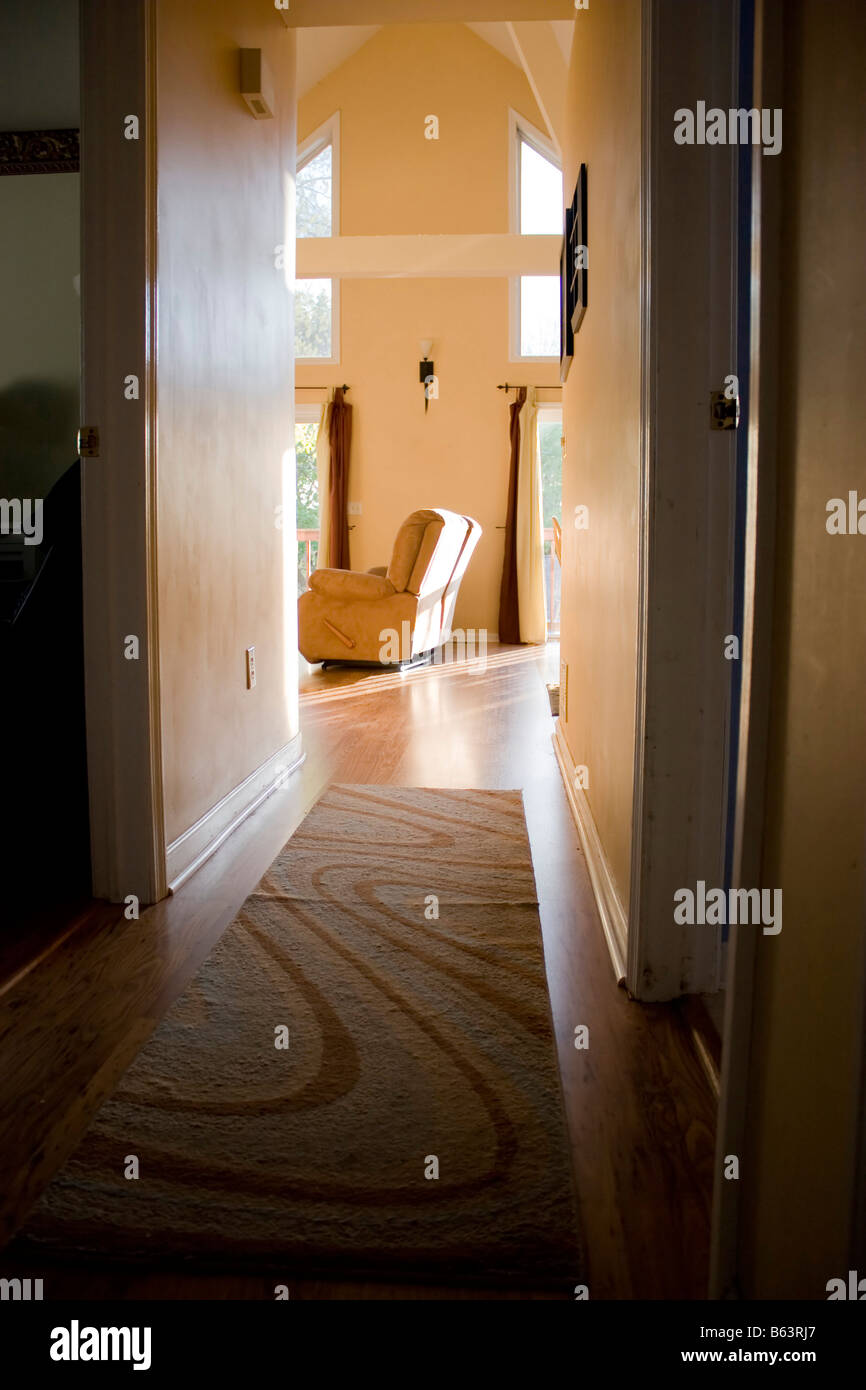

left=297, top=20, right=574, bottom=100
left=465, top=20, right=574, bottom=67
left=296, top=26, right=383, bottom=100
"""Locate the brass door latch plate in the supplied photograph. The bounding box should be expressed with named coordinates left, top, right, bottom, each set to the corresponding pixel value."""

left=710, top=391, right=740, bottom=431
left=78, top=426, right=100, bottom=457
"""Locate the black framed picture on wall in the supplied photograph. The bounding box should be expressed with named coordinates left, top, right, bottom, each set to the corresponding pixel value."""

left=569, top=163, right=588, bottom=336
left=560, top=203, right=574, bottom=382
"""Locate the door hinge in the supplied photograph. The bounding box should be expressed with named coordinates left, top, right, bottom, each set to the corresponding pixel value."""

left=78, top=426, right=100, bottom=457
left=710, top=391, right=740, bottom=431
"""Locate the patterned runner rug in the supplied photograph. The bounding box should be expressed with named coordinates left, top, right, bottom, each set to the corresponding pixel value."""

left=18, top=787, right=582, bottom=1290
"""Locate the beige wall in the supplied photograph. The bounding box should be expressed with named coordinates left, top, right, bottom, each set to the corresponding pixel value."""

left=156, top=0, right=297, bottom=845
left=0, top=0, right=80, bottom=501
left=740, top=0, right=866, bottom=1298
left=0, top=174, right=80, bottom=500
left=296, top=23, right=558, bottom=634
left=558, top=0, right=642, bottom=908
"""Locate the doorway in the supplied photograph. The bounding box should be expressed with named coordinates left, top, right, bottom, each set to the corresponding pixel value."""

left=0, top=0, right=90, bottom=927
left=295, top=408, right=321, bottom=597
left=538, top=404, right=562, bottom=638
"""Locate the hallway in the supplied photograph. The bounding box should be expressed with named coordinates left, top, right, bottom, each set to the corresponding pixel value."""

left=0, top=645, right=715, bottom=1299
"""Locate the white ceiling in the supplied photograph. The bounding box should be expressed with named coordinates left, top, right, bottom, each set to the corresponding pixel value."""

left=549, top=20, right=575, bottom=63
left=296, top=20, right=574, bottom=98
left=297, top=26, right=383, bottom=99
left=465, top=20, right=574, bottom=67
left=464, top=21, right=519, bottom=66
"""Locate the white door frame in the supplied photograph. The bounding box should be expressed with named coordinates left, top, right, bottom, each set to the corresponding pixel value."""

left=627, top=0, right=740, bottom=1001
left=709, top=0, right=784, bottom=1300
left=80, top=0, right=165, bottom=905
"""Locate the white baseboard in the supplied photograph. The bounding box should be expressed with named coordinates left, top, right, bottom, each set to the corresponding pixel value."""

left=552, top=719, right=628, bottom=984
left=166, top=732, right=305, bottom=893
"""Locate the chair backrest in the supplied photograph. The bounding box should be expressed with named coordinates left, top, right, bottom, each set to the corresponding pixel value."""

left=387, top=509, right=481, bottom=654
left=387, top=509, right=466, bottom=596
left=439, top=515, right=482, bottom=638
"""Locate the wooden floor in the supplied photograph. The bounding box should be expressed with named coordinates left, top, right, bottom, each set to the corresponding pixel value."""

left=0, top=644, right=716, bottom=1299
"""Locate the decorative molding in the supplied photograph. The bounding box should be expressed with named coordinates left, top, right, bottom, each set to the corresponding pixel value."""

left=166, top=734, right=305, bottom=893
left=552, top=720, right=627, bottom=985
left=0, top=129, right=79, bottom=175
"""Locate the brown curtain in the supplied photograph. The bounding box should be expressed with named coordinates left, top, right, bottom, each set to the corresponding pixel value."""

left=498, top=387, right=526, bottom=644
left=328, top=387, right=352, bottom=569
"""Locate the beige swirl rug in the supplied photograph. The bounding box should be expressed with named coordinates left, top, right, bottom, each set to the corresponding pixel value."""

left=19, top=787, right=582, bottom=1288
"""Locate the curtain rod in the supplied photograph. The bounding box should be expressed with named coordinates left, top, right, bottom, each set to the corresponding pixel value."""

left=497, top=383, right=562, bottom=392
left=296, top=384, right=350, bottom=391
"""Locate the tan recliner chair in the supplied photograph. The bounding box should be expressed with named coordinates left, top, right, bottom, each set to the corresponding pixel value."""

left=298, top=508, right=482, bottom=666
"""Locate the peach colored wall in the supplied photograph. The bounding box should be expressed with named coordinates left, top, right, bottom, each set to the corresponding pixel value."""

left=296, top=24, right=559, bottom=634
left=558, top=1, right=642, bottom=908
left=156, top=1, right=297, bottom=845
left=740, top=0, right=866, bottom=1298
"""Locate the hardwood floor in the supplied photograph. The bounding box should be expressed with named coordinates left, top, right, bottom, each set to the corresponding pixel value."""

left=0, top=644, right=716, bottom=1299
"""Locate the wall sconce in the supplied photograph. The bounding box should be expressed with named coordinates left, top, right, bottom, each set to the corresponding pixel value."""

left=239, top=49, right=275, bottom=119
left=419, top=339, right=435, bottom=414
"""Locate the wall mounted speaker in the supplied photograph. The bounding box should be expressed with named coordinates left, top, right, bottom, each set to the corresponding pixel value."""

left=239, top=50, right=275, bottom=120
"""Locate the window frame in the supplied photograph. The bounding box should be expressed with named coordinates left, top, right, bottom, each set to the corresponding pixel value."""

left=296, top=112, right=341, bottom=366
left=508, top=109, right=563, bottom=364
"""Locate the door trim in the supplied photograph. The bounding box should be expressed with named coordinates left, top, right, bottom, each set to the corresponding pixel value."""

left=80, top=0, right=165, bottom=904
left=627, top=0, right=655, bottom=999
left=709, top=0, right=784, bottom=1300
left=627, top=0, right=739, bottom=1001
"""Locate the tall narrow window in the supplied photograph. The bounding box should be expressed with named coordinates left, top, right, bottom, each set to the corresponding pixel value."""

left=511, top=115, right=563, bottom=361
left=296, top=115, right=339, bottom=362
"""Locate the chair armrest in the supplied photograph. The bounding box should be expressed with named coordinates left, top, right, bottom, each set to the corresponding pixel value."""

left=308, top=568, right=395, bottom=601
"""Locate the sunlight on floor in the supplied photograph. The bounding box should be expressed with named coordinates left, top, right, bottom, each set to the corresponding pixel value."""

left=299, top=643, right=555, bottom=707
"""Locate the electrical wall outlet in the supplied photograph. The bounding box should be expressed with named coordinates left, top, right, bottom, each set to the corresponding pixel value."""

left=347, top=501, right=362, bottom=516
left=245, top=646, right=256, bottom=690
